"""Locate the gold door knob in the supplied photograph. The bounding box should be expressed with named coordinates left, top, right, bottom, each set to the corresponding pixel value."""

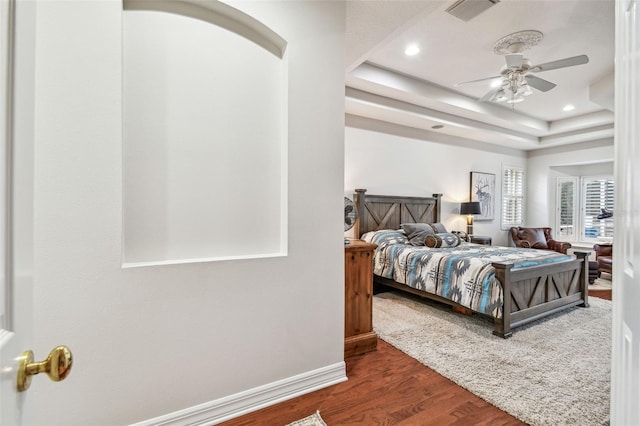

left=17, top=345, right=73, bottom=392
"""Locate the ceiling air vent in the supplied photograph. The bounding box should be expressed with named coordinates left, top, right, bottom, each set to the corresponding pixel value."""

left=445, top=0, right=500, bottom=22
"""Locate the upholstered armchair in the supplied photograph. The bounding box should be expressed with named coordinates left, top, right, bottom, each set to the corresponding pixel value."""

left=509, top=227, right=572, bottom=254
left=593, top=244, right=613, bottom=275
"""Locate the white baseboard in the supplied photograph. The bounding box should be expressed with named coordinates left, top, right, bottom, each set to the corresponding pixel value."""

left=130, top=362, right=347, bottom=426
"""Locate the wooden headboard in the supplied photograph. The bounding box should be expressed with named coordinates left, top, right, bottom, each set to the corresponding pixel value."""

left=353, top=189, right=443, bottom=238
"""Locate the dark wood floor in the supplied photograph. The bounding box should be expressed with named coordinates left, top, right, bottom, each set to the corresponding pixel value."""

left=589, top=287, right=612, bottom=301
left=221, top=289, right=611, bottom=426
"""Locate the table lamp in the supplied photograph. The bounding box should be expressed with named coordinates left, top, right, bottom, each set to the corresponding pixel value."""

left=460, top=201, right=481, bottom=235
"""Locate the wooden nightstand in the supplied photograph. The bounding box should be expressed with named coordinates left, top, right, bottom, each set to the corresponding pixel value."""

left=344, top=240, right=378, bottom=358
left=470, top=235, right=492, bottom=245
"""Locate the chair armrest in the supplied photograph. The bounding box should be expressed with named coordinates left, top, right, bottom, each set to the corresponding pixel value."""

left=594, top=244, right=613, bottom=257
left=548, top=239, right=571, bottom=254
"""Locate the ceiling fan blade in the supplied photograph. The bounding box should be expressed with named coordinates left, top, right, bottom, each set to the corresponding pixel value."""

left=478, top=88, right=499, bottom=102
left=525, top=75, right=557, bottom=92
left=505, top=54, right=523, bottom=69
left=530, top=55, right=589, bottom=73
left=454, top=75, right=501, bottom=86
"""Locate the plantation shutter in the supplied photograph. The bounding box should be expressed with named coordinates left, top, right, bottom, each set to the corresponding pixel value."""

left=583, top=177, right=614, bottom=240
left=501, top=165, right=524, bottom=228
left=556, top=177, right=577, bottom=239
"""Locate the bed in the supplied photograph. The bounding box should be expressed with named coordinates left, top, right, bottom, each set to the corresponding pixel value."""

left=353, top=188, right=589, bottom=338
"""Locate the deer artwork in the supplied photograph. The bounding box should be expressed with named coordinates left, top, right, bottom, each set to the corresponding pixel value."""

left=475, top=178, right=492, bottom=218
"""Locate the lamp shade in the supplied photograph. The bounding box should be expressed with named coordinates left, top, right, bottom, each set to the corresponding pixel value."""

left=460, top=201, right=481, bottom=215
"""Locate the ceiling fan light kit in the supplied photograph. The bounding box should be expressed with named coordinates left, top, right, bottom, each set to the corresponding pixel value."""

left=456, top=29, right=590, bottom=106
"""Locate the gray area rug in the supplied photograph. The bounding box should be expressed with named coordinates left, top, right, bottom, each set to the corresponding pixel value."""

left=373, top=292, right=611, bottom=426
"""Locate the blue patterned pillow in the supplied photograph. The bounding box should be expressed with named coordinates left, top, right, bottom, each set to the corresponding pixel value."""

left=424, top=232, right=461, bottom=248
left=361, top=230, right=409, bottom=247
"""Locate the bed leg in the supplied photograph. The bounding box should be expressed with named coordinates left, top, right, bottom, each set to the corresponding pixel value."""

left=493, top=325, right=513, bottom=339
left=574, top=251, right=590, bottom=308
left=492, top=262, right=513, bottom=339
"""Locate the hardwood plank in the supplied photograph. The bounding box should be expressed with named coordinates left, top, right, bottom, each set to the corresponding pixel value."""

left=220, top=340, right=525, bottom=425
left=221, top=290, right=611, bottom=425
left=589, top=289, right=612, bottom=301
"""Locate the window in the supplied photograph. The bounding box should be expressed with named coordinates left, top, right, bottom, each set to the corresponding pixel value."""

left=555, top=176, right=614, bottom=242
left=556, top=177, right=578, bottom=239
left=501, top=165, right=524, bottom=229
left=582, top=177, right=614, bottom=240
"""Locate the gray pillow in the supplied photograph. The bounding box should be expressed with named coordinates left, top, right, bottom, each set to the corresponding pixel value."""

left=429, top=222, right=448, bottom=233
left=401, top=223, right=435, bottom=246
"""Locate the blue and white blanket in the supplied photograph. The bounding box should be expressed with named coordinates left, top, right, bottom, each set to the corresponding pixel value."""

left=362, top=230, right=573, bottom=318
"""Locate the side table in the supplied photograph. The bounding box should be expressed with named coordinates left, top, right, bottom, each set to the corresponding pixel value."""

left=470, top=235, right=492, bottom=245
left=344, top=240, right=378, bottom=358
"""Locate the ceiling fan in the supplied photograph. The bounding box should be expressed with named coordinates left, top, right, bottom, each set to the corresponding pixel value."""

left=456, top=30, right=589, bottom=104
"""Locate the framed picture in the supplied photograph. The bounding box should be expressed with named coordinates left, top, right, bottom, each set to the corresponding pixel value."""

left=470, top=171, right=495, bottom=221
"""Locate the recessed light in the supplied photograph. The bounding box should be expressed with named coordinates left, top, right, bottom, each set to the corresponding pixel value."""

left=404, top=44, right=420, bottom=56
left=563, top=104, right=575, bottom=112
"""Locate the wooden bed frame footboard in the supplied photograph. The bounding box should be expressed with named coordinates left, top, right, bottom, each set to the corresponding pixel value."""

left=354, top=188, right=590, bottom=338
left=492, top=252, right=589, bottom=337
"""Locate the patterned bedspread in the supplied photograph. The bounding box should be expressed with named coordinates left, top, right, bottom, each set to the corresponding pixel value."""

left=362, top=230, right=573, bottom=318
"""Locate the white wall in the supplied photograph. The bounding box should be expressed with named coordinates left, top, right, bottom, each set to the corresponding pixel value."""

left=28, top=1, right=345, bottom=424
left=345, top=119, right=527, bottom=246
left=345, top=120, right=615, bottom=247
left=527, top=139, right=614, bottom=228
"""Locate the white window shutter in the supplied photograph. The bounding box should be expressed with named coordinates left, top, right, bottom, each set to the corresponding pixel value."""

left=582, top=177, right=614, bottom=240
left=556, top=177, right=578, bottom=240
left=502, top=165, right=524, bottom=228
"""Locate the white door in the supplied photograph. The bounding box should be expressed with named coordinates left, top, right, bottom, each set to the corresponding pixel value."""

left=611, top=0, right=640, bottom=424
left=0, top=1, right=40, bottom=424
left=0, top=0, right=33, bottom=425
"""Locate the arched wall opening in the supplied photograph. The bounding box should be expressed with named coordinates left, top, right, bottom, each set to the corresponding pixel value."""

left=122, top=0, right=288, bottom=266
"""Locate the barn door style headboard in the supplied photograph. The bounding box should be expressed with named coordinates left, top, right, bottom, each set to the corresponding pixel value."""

left=353, top=189, right=442, bottom=238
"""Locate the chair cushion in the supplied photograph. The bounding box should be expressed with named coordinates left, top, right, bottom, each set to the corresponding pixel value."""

left=598, top=256, right=613, bottom=266
left=518, top=228, right=548, bottom=249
